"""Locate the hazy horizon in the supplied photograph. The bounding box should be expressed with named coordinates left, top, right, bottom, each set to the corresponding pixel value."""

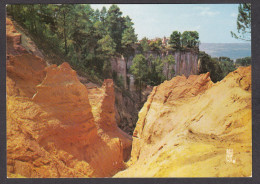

left=199, top=43, right=251, bottom=59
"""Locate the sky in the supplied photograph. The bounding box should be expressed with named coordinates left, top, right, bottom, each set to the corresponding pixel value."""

left=91, top=4, right=250, bottom=43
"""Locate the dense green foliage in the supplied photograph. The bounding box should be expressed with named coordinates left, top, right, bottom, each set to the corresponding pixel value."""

left=218, top=56, right=232, bottom=62
left=201, top=54, right=251, bottom=83
left=169, top=31, right=181, bottom=49
left=8, top=4, right=213, bottom=92
left=181, top=31, right=200, bottom=48
left=149, top=39, right=163, bottom=55
left=121, top=15, right=138, bottom=88
left=96, top=35, right=116, bottom=78
left=169, top=31, right=199, bottom=49
left=146, top=55, right=166, bottom=86
left=130, top=53, right=168, bottom=100
left=236, top=56, right=251, bottom=66
left=163, top=55, right=175, bottom=80
left=139, top=37, right=150, bottom=54
left=231, top=3, right=251, bottom=41
left=199, top=52, right=238, bottom=83
left=199, top=51, right=223, bottom=83
left=219, top=60, right=236, bottom=78
left=130, top=54, right=148, bottom=101
left=7, top=4, right=137, bottom=82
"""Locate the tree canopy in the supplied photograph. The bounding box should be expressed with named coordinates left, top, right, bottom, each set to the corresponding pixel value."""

left=236, top=56, right=251, bottom=66
left=169, top=30, right=199, bottom=50
left=199, top=52, right=223, bottom=83
left=149, top=39, right=162, bottom=55
left=231, top=3, right=251, bottom=41
left=199, top=52, right=239, bottom=83
left=139, top=37, right=150, bottom=54
left=169, top=31, right=181, bottom=49
left=130, top=54, right=149, bottom=101
left=7, top=4, right=204, bottom=92
left=7, top=4, right=137, bottom=82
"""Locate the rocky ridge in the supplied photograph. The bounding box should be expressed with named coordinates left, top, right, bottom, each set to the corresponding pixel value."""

left=7, top=18, right=131, bottom=178
left=115, top=66, right=252, bottom=177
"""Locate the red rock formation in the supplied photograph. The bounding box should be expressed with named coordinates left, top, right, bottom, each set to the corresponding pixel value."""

left=6, top=54, right=47, bottom=97
left=6, top=18, right=26, bottom=56
left=7, top=60, right=131, bottom=178
left=6, top=18, right=131, bottom=178
left=87, top=79, right=132, bottom=161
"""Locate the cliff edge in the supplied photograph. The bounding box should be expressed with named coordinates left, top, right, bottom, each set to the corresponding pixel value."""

left=115, top=66, right=251, bottom=177
left=6, top=18, right=131, bottom=178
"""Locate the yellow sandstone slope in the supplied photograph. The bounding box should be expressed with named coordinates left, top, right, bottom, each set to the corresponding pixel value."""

left=115, top=66, right=251, bottom=177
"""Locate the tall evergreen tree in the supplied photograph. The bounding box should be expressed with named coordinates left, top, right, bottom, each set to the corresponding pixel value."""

left=106, top=5, right=125, bottom=53
left=130, top=54, right=148, bottom=102
left=100, top=7, right=107, bottom=23
left=169, top=31, right=181, bottom=49
left=56, top=4, right=73, bottom=55
left=96, top=34, right=116, bottom=77
left=121, top=16, right=138, bottom=88
left=139, top=37, right=150, bottom=54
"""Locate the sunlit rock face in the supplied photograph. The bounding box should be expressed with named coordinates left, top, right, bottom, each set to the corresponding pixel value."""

left=6, top=17, right=252, bottom=178
left=6, top=18, right=131, bottom=178
left=110, top=50, right=199, bottom=134
left=115, top=66, right=251, bottom=177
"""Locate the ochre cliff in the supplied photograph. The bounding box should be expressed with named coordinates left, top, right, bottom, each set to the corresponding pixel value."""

left=115, top=66, right=251, bottom=177
left=7, top=17, right=252, bottom=178
left=6, top=18, right=131, bottom=178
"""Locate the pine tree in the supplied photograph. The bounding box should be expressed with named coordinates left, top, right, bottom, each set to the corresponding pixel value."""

left=96, top=35, right=116, bottom=77
left=231, top=3, right=251, bottom=41
left=169, top=31, right=181, bottom=49
left=106, top=5, right=125, bottom=53
left=121, top=16, right=137, bottom=88
left=140, top=37, right=150, bottom=54
left=130, top=54, right=148, bottom=102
